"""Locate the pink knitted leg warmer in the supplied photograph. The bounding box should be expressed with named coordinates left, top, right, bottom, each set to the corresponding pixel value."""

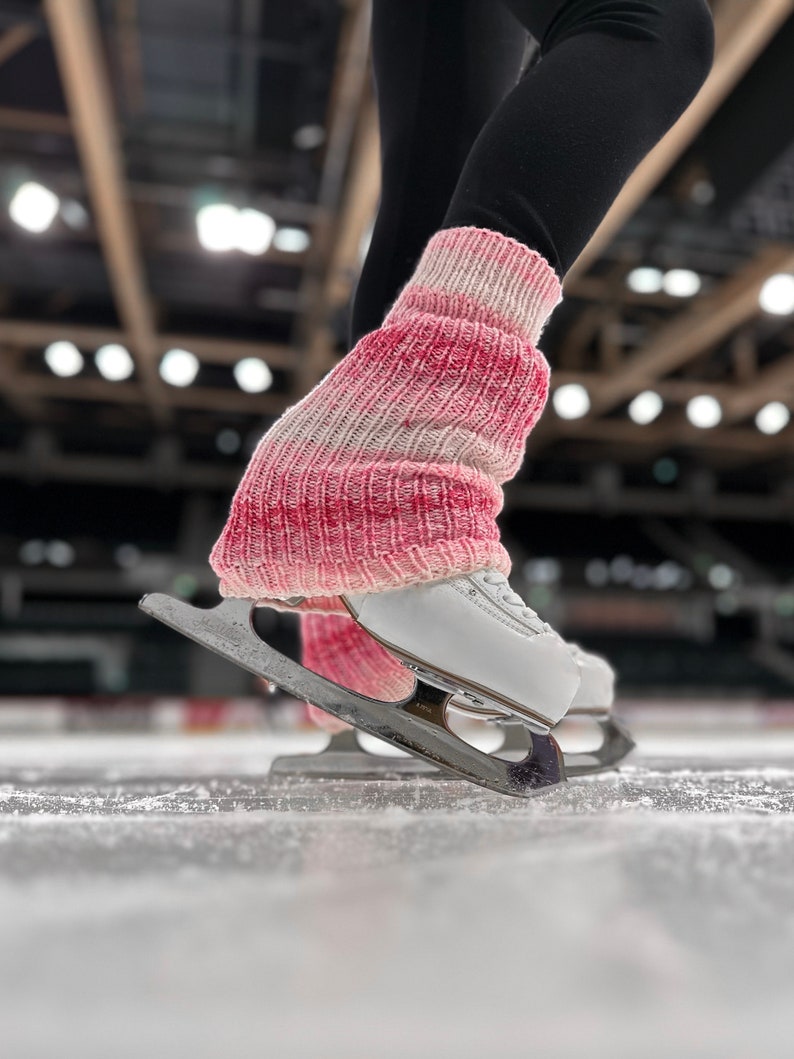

left=300, top=611, right=413, bottom=734
left=210, top=227, right=561, bottom=610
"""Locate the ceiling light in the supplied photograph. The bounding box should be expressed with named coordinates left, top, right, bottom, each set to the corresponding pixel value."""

left=626, top=267, right=663, bottom=294
left=233, top=357, right=273, bottom=393
left=46, top=540, right=75, bottom=568
left=95, top=343, right=134, bottom=382
left=115, top=543, right=141, bottom=569
left=755, top=401, right=790, bottom=436
left=273, top=227, right=311, bottom=253
left=628, top=390, right=663, bottom=425
left=196, top=203, right=239, bottom=252
left=9, top=181, right=60, bottom=233
left=44, top=341, right=84, bottom=377
left=215, top=428, right=242, bottom=455
left=686, top=394, right=722, bottom=429
left=160, top=348, right=199, bottom=387
left=237, top=208, right=276, bottom=256
left=292, top=124, right=326, bottom=150
left=690, top=179, right=715, bottom=206
left=707, top=563, right=735, bottom=591
left=759, top=273, right=794, bottom=316
left=552, top=383, right=590, bottom=420
left=60, top=199, right=89, bottom=230
left=19, top=539, right=46, bottom=566
left=653, top=457, right=678, bottom=484
left=662, top=269, right=702, bottom=298
left=584, top=558, right=609, bottom=587
left=609, top=555, right=634, bottom=584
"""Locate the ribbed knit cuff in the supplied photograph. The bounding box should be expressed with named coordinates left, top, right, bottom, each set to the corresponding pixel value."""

left=384, top=227, right=562, bottom=346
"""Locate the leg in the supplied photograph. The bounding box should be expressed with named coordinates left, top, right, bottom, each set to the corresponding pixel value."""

left=443, top=0, right=715, bottom=274
left=351, top=0, right=529, bottom=345
left=202, top=1, right=714, bottom=788
left=308, top=0, right=529, bottom=731
left=211, top=0, right=715, bottom=609
left=304, top=0, right=714, bottom=728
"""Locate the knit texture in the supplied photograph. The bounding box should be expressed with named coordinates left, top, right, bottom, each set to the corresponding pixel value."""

left=210, top=227, right=561, bottom=609
left=301, top=611, right=413, bottom=733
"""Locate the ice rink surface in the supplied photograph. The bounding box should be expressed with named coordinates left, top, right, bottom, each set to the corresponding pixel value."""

left=2, top=722, right=794, bottom=1059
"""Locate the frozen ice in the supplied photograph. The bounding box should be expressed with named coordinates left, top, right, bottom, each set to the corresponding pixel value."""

left=1, top=725, right=793, bottom=1058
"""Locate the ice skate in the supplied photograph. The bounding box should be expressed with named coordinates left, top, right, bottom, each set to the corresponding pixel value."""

left=450, top=638, right=634, bottom=774
left=139, top=591, right=567, bottom=798
left=189, top=230, right=626, bottom=797
left=285, top=641, right=631, bottom=780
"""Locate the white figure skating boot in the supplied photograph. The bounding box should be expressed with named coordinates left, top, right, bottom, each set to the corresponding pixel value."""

left=341, top=570, right=580, bottom=733
left=341, top=570, right=632, bottom=775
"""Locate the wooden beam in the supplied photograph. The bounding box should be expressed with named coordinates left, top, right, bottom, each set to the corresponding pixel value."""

left=0, top=347, right=46, bottom=419
left=45, top=0, right=170, bottom=422
left=585, top=244, right=794, bottom=418
left=534, top=416, right=782, bottom=455
left=0, top=106, right=70, bottom=135
left=294, top=0, right=373, bottom=393
left=323, top=97, right=380, bottom=314
left=567, top=0, right=794, bottom=279
left=0, top=23, right=37, bottom=67
left=550, top=372, right=745, bottom=406
left=10, top=374, right=291, bottom=416
left=0, top=319, right=299, bottom=369
left=113, top=0, right=145, bottom=117
left=722, top=347, right=794, bottom=423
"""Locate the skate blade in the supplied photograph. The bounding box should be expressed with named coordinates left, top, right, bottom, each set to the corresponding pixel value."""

left=498, top=714, right=635, bottom=776
left=272, top=714, right=635, bottom=782
left=139, top=594, right=565, bottom=798
left=270, top=731, right=442, bottom=781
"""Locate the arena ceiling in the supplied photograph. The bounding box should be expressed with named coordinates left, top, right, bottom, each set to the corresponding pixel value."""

left=0, top=0, right=794, bottom=563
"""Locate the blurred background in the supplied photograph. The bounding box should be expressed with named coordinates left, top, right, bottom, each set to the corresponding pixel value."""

left=1, top=0, right=794, bottom=719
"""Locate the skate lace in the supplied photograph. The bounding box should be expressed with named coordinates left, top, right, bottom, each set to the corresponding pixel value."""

left=481, top=571, right=552, bottom=634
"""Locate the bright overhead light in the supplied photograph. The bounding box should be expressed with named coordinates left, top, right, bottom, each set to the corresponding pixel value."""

left=273, top=227, right=311, bottom=253
left=9, top=181, right=60, bottom=233
left=44, top=340, right=84, bottom=377
left=233, top=357, right=273, bottom=393
left=552, top=383, right=590, bottom=420
left=708, top=563, right=735, bottom=591
left=755, top=401, right=790, bottom=436
left=95, top=343, right=134, bottom=382
left=18, top=539, right=46, bottom=566
left=197, top=204, right=276, bottom=255
left=663, top=269, right=702, bottom=298
left=47, top=540, right=75, bottom=568
left=626, top=267, right=663, bottom=294
left=759, top=273, right=794, bottom=316
left=628, top=390, right=663, bottom=425
left=196, top=203, right=239, bottom=252
left=237, top=208, right=276, bottom=256
left=686, top=394, right=722, bottom=429
left=160, top=348, right=199, bottom=387
left=292, top=124, right=326, bottom=150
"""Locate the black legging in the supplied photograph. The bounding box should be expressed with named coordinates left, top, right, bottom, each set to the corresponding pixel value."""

left=350, top=0, right=714, bottom=346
